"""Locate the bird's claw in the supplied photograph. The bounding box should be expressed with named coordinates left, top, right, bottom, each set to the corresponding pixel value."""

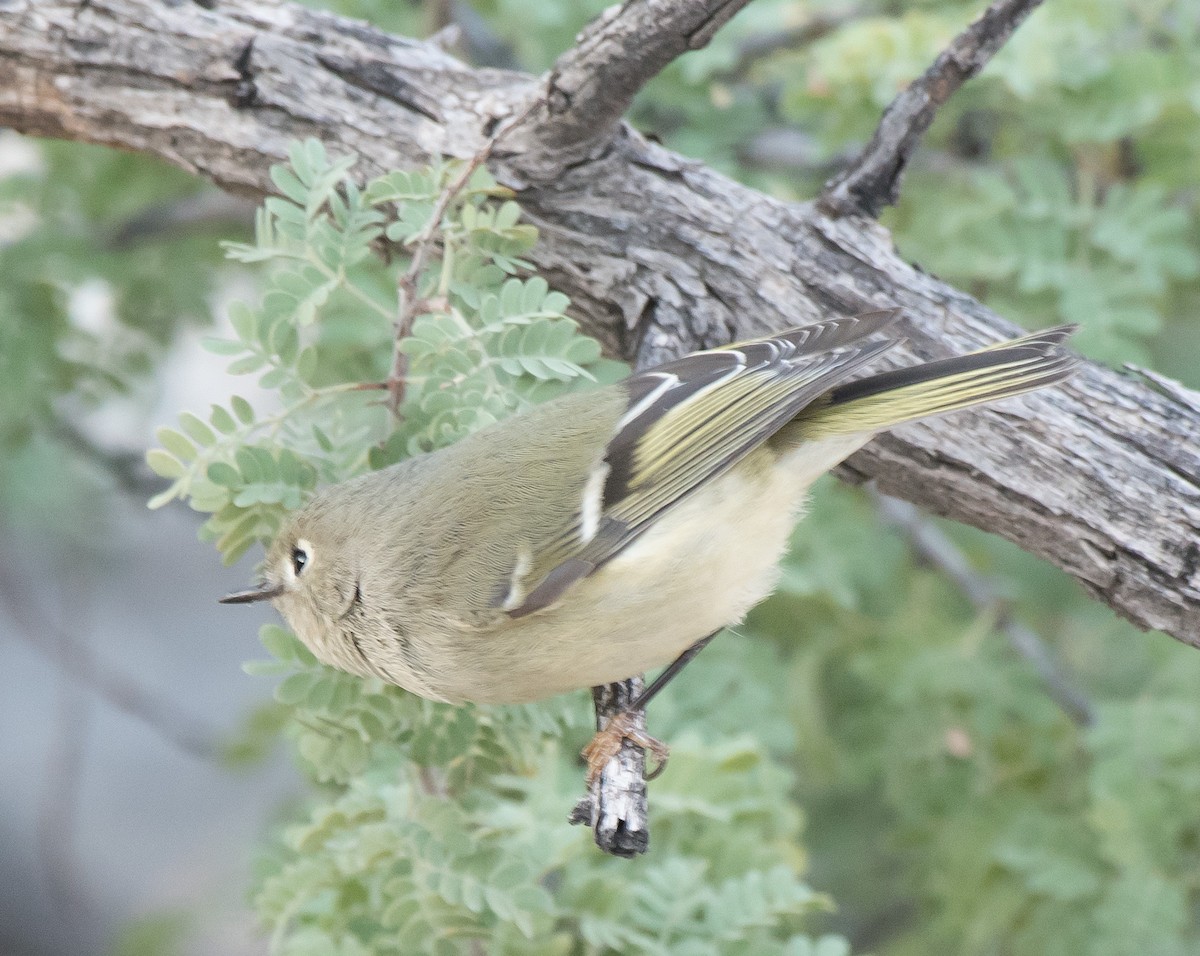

left=582, top=710, right=670, bottom=786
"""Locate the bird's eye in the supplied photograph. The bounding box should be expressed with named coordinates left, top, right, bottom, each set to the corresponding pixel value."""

left=291, top=545, right=309, bottom=576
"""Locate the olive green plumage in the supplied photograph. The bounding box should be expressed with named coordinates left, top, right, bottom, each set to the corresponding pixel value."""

left=222, top=309, right=1077, bottom=704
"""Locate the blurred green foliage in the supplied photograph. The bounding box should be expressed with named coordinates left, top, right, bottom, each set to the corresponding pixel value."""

left=0, top=138, right=233, bottom=538
left=4, top=0, right=1200, bottom=953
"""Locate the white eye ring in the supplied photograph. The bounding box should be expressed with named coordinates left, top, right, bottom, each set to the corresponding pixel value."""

left=291, top=540, right=312, bottom=577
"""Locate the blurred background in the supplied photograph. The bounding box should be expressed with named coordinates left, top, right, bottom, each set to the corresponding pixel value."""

left=3, top=0, right=1200, bottom=953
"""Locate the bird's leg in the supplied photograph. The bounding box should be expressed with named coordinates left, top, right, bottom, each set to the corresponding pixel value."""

left=582, top=632, right=719, bottom=785
left=626, top=631, right=719, bottom=713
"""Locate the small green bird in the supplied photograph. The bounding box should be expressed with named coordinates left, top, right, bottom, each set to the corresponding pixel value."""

left=223, top=309, right=1076, bottom=775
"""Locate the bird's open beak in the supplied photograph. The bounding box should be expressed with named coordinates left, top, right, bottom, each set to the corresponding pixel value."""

left=219, top=582, right=284, bottom=604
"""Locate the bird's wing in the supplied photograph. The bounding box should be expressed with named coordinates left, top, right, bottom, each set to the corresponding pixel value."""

left=498, top=309, right=902, bottom=617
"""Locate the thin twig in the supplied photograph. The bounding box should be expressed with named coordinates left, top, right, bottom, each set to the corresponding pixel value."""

left=1128, top=364, right=1200, bottom=416
left=872, top=489, right=1095, bottom=727
left=720, top=8, right=862, bottom=79
left=819, top=0, right=1045, bottom=217
left=385, top=96, right=542, bottom=415
left=515, top=0, right=756, bottom=170
left=49, top=418, right=165, bottom=499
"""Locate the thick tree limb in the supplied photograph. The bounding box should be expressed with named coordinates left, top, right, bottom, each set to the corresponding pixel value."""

left=820, top=0, right=1046, bottom=217
left=2, top=0, right=1197, bottom=668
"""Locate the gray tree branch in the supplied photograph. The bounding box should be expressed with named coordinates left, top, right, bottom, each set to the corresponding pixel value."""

left=1, top=0, right=1197, bottom=696
left=514, top=0, right=754, bottom=174
left=819, top=0, right=1047, bottom=216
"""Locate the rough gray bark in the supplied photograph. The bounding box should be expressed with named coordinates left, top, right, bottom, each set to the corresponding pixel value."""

left=1, top=0, right=1197, bottom=645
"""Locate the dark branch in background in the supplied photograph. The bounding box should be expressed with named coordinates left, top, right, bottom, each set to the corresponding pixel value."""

left=514, top=0, right=755, bottom=173
left=872, top=490, right=1096, bottom=727
left=445, top=0, right=519, bottom=70
left=737, top=127, right=843, bottom=176
left=723, top=7, right=862, bottom=79
left=107, top=189, right=254, bottom=248
left=819, top=0, right=1045, bottom=217
left=49, top=419, right=166, bottom=499
left=0, top=562, right=222, bottom=761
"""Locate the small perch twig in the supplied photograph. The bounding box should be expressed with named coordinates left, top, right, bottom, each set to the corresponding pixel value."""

left=569, top=678, right=651, bottom=856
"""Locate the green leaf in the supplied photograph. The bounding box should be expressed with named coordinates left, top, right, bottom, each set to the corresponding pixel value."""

left=277, top=671, right=319, bottom=706
left=155, top=427, right=197, bottom=462
left=210, top=405, right=237, bottom=435
left=231, top=395, right=255, bottom=424
left=207, top=461, right=241, bottom=487
left=271, top=164, right=310, bottom=205
left=145, top=449, right=184, bottom=479
left=226, top=354, right=264, bottom=376
left=203, top=337, right=246, bottom=356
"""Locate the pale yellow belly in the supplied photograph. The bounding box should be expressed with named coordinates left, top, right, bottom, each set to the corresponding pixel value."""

left=453, top=434, right=868, bottom=704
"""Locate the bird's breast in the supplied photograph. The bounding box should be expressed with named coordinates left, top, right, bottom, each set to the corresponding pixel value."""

left=438, top=447, right=819, bottom=704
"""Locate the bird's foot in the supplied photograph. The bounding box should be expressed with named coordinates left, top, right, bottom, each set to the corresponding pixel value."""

left=582, top=710, right=670, bottom=786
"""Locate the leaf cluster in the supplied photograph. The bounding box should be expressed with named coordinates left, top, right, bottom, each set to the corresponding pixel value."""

left=247, top=623, right=843, bottom=955
left=738, top=481, right=1200, bottom=956
left=146, top=140, right=621, bottom=563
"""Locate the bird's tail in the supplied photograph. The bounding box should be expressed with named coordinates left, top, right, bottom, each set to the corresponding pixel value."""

left=792, top=325, right=1078, bottom=440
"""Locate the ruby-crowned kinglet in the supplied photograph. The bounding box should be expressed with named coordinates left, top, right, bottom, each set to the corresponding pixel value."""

left=223, top=310, right=1076, bottom=714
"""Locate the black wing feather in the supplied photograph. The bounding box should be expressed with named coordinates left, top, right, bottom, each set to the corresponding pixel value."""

left=505, top=309, right=902, bottom=617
